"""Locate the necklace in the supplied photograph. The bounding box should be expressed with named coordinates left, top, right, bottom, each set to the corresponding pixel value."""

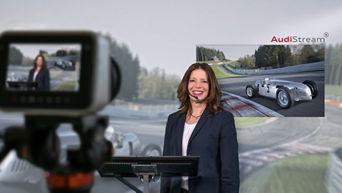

left=188, top=108, right=205, bottom=120
left=190, top=114, right=201, bottom=119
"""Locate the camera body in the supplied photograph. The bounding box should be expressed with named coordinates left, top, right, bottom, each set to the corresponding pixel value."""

left=0, top=31, right=114, bottom=116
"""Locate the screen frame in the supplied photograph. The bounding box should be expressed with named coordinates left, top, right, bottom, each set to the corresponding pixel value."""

left=0, top=32, right=95, bottom=109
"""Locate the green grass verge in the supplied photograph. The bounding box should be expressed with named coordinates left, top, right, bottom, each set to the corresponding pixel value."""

left=234, top=117, right=270, bottom=128
left=228, top=61, right=241, bottom=68
left=325, top=84, right=342, bottom=98
left=240, top=153, right=329, bottom=193
left=211, top=65, right=239, bottom=79
left=55, top=81, right=76, bottom=91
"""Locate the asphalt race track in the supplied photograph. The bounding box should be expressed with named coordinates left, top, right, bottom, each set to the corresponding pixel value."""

left=218, top=71, right=325, bottom=117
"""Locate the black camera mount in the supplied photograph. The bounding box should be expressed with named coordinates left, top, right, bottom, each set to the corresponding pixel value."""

left=0, top=115, right=113, bottom=193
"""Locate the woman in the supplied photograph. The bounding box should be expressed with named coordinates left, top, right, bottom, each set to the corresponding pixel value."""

left=161, top=63, right=239, bottom=193
left=28, top=54, right=50, bottom=91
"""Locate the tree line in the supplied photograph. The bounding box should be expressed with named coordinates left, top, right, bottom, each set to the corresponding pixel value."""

left=196, top=46, right=226, bottom=61
left=8, top=46, right=24, bottom=65
left=105, top=34, right=180, bottom=101
left=326, top=43, right=342, bottom=85
left=138, top=67, right=180, bottom=100
left=9, top=47, right=34, bottom=66
left=236, top=44, right=324, bottom=69
left=105, top=35, right=140, bottom=101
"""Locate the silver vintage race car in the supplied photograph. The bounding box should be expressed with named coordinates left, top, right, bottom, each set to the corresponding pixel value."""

left=245, top=78, right=318, bottom=108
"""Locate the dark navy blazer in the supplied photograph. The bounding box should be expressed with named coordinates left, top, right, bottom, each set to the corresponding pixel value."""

left=28, top=68, right=50, bottom=91
left=161, top=108, right=239, bottom=193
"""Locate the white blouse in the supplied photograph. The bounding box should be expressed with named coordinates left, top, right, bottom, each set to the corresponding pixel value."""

left=182, top=122, right=197, bottom=156
left=33, top=71, right=39, bottom=81
left=182, top=122, right=197, bottom=190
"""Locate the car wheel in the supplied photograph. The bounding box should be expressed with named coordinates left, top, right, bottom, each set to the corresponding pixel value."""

left=141, top=144, right=162, bottom=156
left=303, top=80, right=318, bottom=99
left=245, top=85, right=256, bottom=98
left=276, top=87, right=293, bottom=109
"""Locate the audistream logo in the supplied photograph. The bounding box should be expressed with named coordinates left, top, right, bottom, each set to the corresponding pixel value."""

left=271, top=33, right=328, bottom=43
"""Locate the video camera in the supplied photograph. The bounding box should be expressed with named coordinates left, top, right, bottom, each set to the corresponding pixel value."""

left=0, top=31, right=121, bottom=193
left=0, top=31, right=120, bottom=116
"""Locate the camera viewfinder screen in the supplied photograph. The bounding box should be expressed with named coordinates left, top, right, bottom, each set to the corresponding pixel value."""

left=6, top=43, right=81, bottom=92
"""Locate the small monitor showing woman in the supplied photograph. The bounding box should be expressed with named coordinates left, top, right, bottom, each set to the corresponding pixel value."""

left=28, top=54, right=50, bottom=91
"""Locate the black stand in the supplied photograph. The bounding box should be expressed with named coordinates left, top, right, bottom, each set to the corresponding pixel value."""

left=98, top=156, right=199, bottom=193
left=0, top=115, right=113, bottom=193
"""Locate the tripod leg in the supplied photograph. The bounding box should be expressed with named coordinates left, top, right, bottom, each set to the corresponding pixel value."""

left=114, top=175, right=143, bottom=193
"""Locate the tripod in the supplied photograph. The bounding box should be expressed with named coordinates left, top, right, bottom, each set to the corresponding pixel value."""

left=0, top=114, right=113, bottom=193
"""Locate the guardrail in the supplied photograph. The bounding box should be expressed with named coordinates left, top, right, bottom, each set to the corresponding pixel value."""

left=103, top=101, right=179, bottom=119
left=224, top=61, right=324, bottom=75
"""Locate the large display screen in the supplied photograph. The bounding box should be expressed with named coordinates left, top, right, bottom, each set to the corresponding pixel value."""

left=197, top=44, right=325, bottom=117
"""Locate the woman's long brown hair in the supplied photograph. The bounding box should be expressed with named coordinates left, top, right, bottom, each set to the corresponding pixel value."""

left=177, top=63, right=222, bottom=116
left=33, top=54, right=47, bottom=70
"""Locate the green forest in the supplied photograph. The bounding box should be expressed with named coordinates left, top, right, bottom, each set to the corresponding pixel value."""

left=326, top=43, right=342, bottom=85
left=196, top=46, right=226, bottom=61
left=235, top=45, right=325, bottom=69
left=253, top=45, right=324, bottom=68
left=196, top=45, right=325, bottom=69
left=138, top=67, right=180, bottom=100
left=105, top=35, right=180, bottom=101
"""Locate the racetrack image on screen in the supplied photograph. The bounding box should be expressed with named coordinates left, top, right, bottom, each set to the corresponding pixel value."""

left=197, top=44, right=325, bottom=117
left=6, top=43, right=81, bottom=92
